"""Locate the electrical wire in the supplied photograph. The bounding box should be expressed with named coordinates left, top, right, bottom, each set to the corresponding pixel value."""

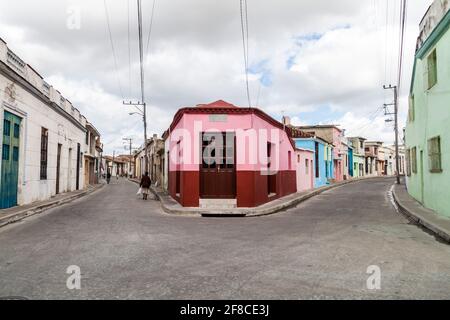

left=240, top=0, right=251, bottom=108
left=346, top=107, right=384, bottom=137
left=103, top=0, right=125, bottom=100
left=145, top=0, right=156, bottom=58
left=127, top=0, right=132, bottom=99
left=384, top=0, right=389, bottom=87
left=397, top=0, right=407, bottom=94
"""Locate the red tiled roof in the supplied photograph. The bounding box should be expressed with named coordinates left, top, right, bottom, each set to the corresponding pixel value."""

left=196, top=100, right=240, bottom=109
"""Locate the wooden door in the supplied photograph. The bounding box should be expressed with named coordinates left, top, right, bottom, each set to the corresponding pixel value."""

left=200, top=132, right=236, bottom=199
left=56, top=144, right=62, bottom=194
left=67, top=148, right=72, bottom=191
left=1, top=111, right=21, bottom=209
left=76, top=143, right=80, bottom=190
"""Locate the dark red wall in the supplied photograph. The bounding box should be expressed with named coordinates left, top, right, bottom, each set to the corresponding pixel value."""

left=235, top=170, right=297, bottom=207
left=169, top=169, right=296, bottom=208
left=168, top=170, right=199, bottom=207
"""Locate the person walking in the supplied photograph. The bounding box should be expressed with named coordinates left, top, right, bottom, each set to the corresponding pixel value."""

left=106, top=170, right=111, bottom=185
left=140, top=172, right=152, bottom=200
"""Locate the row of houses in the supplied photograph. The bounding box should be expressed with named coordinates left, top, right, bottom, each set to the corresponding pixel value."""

left=130, top=100, right=405, bottom=209
left=0, top=37, right=102, bottom=209
left=405, top=0, right=449, bottom=218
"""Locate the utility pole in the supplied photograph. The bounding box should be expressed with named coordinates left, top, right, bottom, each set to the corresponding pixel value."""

left=383, top=85, right=400, bottom=185
left=123, top=137, right=133, bottom=178
left=123, top=0, right=148, bottom=174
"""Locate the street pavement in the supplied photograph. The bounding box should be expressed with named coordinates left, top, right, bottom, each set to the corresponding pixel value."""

left=0, top=177, right=449, bottom=299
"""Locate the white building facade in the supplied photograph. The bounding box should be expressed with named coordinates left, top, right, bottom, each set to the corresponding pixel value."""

left=0, top=38, right=96, bottom=209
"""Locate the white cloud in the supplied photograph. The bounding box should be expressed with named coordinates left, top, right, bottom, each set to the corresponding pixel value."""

left=0, top=0, right=434, bottom=154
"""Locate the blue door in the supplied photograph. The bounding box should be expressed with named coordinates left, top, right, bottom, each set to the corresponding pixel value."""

left=1, top=111, right=22, bottom=209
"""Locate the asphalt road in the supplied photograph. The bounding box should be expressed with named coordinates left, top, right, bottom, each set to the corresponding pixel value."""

left=0, top=177, right=449, bottom=299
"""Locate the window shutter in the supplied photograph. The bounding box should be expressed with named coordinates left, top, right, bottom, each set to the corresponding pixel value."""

left=428, top=136, right=442, bottom=172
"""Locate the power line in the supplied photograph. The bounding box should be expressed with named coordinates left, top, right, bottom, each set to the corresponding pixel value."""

left=103, top=0, right=125, bottom=100
left=145, top=0, right=157, bottom=58
left=137, top=0, right=149, bottom=173
left=384, top=0, right=389, bottom=86
left=240, top=0, right=251, bottom=108
left=347, top=107, right=384, bottom=137
left=127, top=0, right=132, bottom=98
left=397, top=0, right=407, bottom=94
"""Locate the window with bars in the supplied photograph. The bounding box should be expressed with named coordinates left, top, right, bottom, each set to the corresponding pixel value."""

left=427, top=49, right=437, bottom=89
left=411, top=147, right=417, bottom=174
left=40, top=127, right=48, bottom=180
left=201, top=133, right=234, bottom=169
left=305, top=159, right=309, bottom=175
left=428, top=136, right=442, bottom=173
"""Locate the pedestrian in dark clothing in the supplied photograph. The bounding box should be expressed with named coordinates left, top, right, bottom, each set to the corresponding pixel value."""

left=106, top=171, right=111, bottom=184
left=140, top=172, right=152, bottom=200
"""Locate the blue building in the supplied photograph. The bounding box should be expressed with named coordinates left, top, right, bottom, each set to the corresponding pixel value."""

left=294, top=137, right=334, bottom=188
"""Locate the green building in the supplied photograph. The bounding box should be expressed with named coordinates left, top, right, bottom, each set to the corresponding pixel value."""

left=348, top=137, right=366, bottom=178
left=405, top=1, right=450, bottom=218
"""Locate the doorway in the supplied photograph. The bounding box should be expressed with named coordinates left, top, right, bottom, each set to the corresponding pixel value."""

left=67, top=148, right=72, bottom=191
left=1, top=111, right=22, bottom=209
left=76, top=143, right=80, bottom=190
left=56, top=144, right=62, bottom=194
left=200, top=132, right=236, bottom=199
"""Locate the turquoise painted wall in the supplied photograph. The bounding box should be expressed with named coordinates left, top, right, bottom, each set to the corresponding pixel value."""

left=294, top=138, right=333, bottom=188
left=352, top=154, right=365, bottom=178
left=406, top=13, right=450, bottom=218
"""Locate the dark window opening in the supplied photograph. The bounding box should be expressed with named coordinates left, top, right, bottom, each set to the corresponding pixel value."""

left=2, top=144, right=10, bottom=160
left=315, top=142, right=319, bottom=178
left=12, top=146, right=19, bottom=162
left=3, top=119, right=10, bottom=136
left=13, top=123, right=20, bottom=138
left=40, top=127, right=48, bottom=180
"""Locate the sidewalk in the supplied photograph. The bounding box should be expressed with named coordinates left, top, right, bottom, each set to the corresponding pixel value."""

left=130, top=176, right=392, bottom=217
left=392, top=183, right=450, bottom=243
left=0, top=184, right=105, bottom=228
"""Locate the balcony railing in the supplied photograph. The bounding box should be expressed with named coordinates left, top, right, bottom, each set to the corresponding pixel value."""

left=6, top=49, right=26, bottom=75
left=43, top=81, right=51, bottom=97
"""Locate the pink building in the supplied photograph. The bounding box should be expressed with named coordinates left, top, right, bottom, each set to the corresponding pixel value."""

left=295, top=148, right=314, bottom=192
left=162, top=100, right=303, bottom=208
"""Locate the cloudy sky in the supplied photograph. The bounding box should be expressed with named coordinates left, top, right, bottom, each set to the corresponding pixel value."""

left=0, top=0, right=433, bottom=154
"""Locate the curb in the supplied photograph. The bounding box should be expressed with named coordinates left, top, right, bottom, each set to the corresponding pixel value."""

left=392, top=184, right=450, bottom=243
left=131, top=176, right=392, bottom=217
left=0, top=184, right=105, bottom=228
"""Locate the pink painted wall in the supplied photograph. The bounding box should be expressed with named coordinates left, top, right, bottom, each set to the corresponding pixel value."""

left=168, top=113, right=296, bottom=173
left=329, top=127, right=346, bottom=182
left=295, top=149, right=314, bottom=192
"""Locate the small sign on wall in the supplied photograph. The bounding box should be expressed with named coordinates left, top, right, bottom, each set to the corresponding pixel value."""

left=209, top=114, right=228, bottom=122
